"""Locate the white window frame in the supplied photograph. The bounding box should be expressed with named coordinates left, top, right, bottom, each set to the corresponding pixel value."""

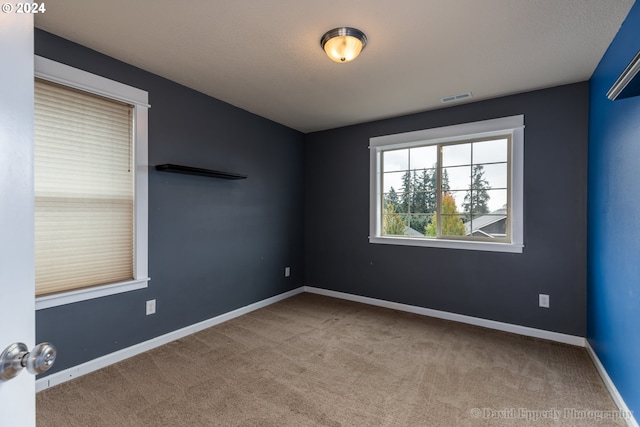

left=34, top=56, right=150, bottom=309
left=369, top=115, right=524, bottom=253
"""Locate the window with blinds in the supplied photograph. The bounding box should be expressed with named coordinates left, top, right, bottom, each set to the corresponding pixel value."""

left=34, top=79, right=135, bottom=296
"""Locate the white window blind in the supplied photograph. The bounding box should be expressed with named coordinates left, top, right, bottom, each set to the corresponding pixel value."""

left=34, top=79, right=135, bottom=296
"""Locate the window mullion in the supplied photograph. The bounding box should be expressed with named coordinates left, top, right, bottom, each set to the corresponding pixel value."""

left=469, top=142, right=474, bottom=236
left=436, top=144, right=442, bottom=238
left=379, top=150, right=384, bottom=235
left=407, top=149, right=411, bottom=224
left=506, top=136, right=512, bottom=242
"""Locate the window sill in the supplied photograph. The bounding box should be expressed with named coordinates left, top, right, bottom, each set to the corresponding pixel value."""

left=35, top=278, right=150, bottom=310
left=369, top=236, right=523, bottom=253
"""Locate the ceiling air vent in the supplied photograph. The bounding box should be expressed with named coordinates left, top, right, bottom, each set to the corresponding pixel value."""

left=607, top=50, right=640, bottom=101
left=441, top=91, right=473, bottom=104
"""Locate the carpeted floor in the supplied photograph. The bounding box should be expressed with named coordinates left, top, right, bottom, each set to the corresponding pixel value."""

left=36, top=293, right=626, bottom=426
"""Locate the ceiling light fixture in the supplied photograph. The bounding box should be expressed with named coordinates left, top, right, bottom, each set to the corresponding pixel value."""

left=320, top=27, right=367, bottom=63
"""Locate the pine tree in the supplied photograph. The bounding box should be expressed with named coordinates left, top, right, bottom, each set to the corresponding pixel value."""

left=424, top=168, right=436, bottom=214
left=412, top=170, right=428, bottom=214
left=406, top=170, right=430, bottom=234
left=463, top=165, right=491, bottom=219
left=420, top=164, right=450, bottom=214
left=427, top=167, right=450, bottom=205
left=399, top=171, right=412, bottom=213
left=442, top=168, right=451, bottom=193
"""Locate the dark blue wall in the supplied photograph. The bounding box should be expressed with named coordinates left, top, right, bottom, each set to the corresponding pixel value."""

left=588, top=2, right=640, bottom=417
left=305, top=83, right=589, bottom=336
left=35, top=30, right=305, bottom=376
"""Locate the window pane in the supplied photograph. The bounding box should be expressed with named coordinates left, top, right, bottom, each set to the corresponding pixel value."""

left=441, top=191, right=466, bottom=215
left=382, top=213, right=408, bottom=235
left=411, top=191, right=437, bottom=214
left=383, top=191, right=408, bottom=214
left=382, top=171, right=406, bottom=193
left=440, top=214, right=467, bottom=236
left=468, top=214, right=508, bottom=238
left=408, top=214, right=432, bottom=236
left=411, top=168, right=437, bottom=194
left=383, top=191, right=399, bottom=206
left=396, top=195, right=409, bottom=213
left=477, top=163, right=507, bottom=189
left=383, top=149, right=408, bottom=172
left=444, top=166, right=471, bottom=191
left=473, top=139, right=508, bottom=164
left=410, top=146, right=437, bottom=170
left=442, top=142, right=471, bottom=167
left=484, top=189, right=508, bottom=213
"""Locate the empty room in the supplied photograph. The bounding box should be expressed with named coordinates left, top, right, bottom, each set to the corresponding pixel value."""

left=1, top=1, right=639, bottom=425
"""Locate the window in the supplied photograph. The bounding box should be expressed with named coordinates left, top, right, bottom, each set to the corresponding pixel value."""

left=369, top=115, right=524, bottom=253
left=34, top=56, right=149, bottom=309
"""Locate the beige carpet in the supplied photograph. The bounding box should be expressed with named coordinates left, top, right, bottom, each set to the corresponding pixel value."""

left=36, top=293, right=625, bottom=426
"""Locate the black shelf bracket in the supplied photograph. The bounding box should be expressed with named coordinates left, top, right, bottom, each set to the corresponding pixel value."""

left=155, top=164, right=247, bottom=180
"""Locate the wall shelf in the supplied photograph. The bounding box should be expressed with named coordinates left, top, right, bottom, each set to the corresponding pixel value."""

left=155, top=164, right=247, bottom=180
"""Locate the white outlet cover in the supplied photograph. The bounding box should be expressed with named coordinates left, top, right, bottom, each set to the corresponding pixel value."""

left=285, top=267, right=291, bottom=277
left=146, top=299, right=156, bottom=315
left=539, top=294, right=550, bottom=308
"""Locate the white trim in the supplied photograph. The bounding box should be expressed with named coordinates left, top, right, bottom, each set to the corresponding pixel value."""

left=586, top=341, right=638, bottom=427
left=34, top=56, right=149, bottom=307
left=510, top=124, right=524, bottom=247
left=369, top=115, right=524, bottom=253
left=304, top=286, right=585, bottom=346
left=133, top=104, right=149, bottom=280
left=368, top=235, right=524, bottom=253
left=370, top=146, right=382, bottom=237
left=36, top=287, right=304, bottom=392
left=369, top=115, right=524, bottom=148
left=34, top=56, right=149, bottom=107
left=35, top=278, right=150, bottom=311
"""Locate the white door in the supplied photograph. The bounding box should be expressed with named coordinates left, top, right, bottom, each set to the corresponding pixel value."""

left=0, top=11, right=36, bottom=426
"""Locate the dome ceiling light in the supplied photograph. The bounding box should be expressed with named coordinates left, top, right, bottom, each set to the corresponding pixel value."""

left=320, top=27, right=367, bottom=63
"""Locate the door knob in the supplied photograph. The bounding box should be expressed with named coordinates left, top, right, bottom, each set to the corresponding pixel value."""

left=0, top=342, right=57, bottom=381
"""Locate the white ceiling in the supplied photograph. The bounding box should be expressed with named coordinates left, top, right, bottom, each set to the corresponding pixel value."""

left=35, top=0, right=634, bottom=133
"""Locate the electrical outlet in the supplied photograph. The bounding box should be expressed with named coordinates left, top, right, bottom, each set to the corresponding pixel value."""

left=146, top=299, right=156, bottom=315
left=285, top=267, right=291, bottom=277
left=539, top=294, right=550, bottom=308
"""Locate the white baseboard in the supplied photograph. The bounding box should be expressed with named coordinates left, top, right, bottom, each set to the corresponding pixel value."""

left=585, top=341, right=638, bottom=427
left=36, top=287, right=305, bottom=392
left=38, top=284, right=635, bottom=425
left=36, top=285, right=588, bottom=393
left=36, top=286, right=586, bottom=392
left=304, top=286, right=586, bottom=347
